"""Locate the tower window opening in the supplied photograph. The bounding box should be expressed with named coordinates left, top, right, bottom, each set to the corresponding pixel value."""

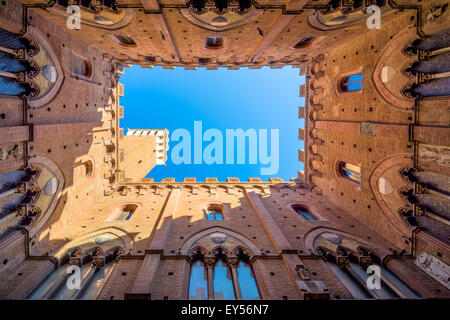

left=340, top=73, right=362, bottom=92
left=338, top=162, right=361, bottom=185
left=294, top=36, right=315, bottom=49
left=205, top=206, right=224, bottom=221
left=205, top=37, right=224, bottom=50
left=113, top=35, right=137, bottom=47
left=292, top=205, right=316, bottom=221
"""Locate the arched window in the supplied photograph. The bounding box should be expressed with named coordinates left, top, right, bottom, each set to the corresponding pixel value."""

left=236, top=261, right=260, bottom=300
left=205, top=205, right=224, bottom=221
left=188, top=260, right=208, bottom=300
left=294, top=36, right=315, bottom=49
left=317, top=233, right=419, bottom=299
left=71, top=55, right=91, bottom=77
left=113, top=34, right=136, bottom=47
left=338, top=162, right=361, bottom=185
left=340, top=73, right=362, bottom=92
left=106, top=204, right=136, bottom=221
left=205, top=36, right=224, bottom=50
left=291, top=205, right=316, bottom=221
left=213, top=259, right=235, bottom=300
left=325, top=258, right=418, bottom=299
left=29, top=248, right=120, bottom=300
left=0, top=169, right=27, bottom=225
left=188, top=248, right=260, bottom=300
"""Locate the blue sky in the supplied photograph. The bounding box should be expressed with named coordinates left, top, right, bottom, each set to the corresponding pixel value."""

left=120, top=65, right=305, bottom=182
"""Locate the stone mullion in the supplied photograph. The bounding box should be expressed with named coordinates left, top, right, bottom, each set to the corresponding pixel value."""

left=227, top=257, right=242, bottom=300
left=72, top=263, right=99, bottom=299
left=204, top=257, right=216, bottom=300
left=338, top=257, right=378, bottom=299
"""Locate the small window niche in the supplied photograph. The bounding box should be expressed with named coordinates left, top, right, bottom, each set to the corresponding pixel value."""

left=82, top=160, right=94, bottom=177
left=107, top=204, right=137, bottom=221
left=291, top=204, right=316, bottom=221
left=205, top=204, right=225, bottom=221
left=340, top=73, right=362, bottom=92
left=338, top=162, right=361, bottom=185
left=294, top=36, right=315, bottom=49
left=71, top=55, right=92, bottom=78
left=112, top=34, right=137, bottom=47
left=205, top=36, right=225, bottom=50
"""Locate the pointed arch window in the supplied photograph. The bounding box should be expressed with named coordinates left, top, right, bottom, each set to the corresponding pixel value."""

left=338, top=162, right=361, bottom=185
left=28, top=249, right=120, bottom=300
left=317, top=233, right=419, bottom=299
left=213, top=259, right=236, bottom=300
left=340, top=73, right=362, bottom=92
left=291, top=205, right=316, bottom=221
left=325, top=258, right=419, bottom=299
left=188, top=248, right=260, bottom=300
left=188, top=260, right=209, bottom=300
left=236, top=261, right=260, bottom=300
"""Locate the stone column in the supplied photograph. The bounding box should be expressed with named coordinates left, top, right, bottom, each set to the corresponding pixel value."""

left=72, top=263, right=98, bottom=299
left=227, top=257, right=242, bottom=300
left=204, top=256, right=216, bottom=300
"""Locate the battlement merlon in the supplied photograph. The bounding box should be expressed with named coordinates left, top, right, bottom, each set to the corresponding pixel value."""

left=119, top=177, right=303, bottom=184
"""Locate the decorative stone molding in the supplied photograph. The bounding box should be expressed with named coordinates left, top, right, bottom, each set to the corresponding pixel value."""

left=415, top=252, right=450, bottom=289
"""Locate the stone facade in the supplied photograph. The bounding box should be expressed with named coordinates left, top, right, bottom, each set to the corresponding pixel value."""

left=0, top=0, right=449, bottom=300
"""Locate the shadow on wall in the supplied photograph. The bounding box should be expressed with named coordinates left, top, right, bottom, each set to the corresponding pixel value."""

left=0, top=184, right=445, bottom=300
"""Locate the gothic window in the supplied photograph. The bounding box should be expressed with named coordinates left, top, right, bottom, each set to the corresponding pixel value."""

left=213, top=259, right=236, bottom=300
left=236, top=261, right=260, bottom=300
left=205, top=37, right=224, bottom=50
left=205, top=206, right=224, bottom=221
left=318, top=233, right=419, bottom=299
left=294, top=36, right=315, bottom=49
left=188, top=260, right=209, bottom=300
left=292, top=205, right=316, bottom=221
left=188, top=249, right=260, bottom=300
left=326, top=258, right=418, bottom=299
left=340, top=73, right=362, bottom=92
left=338, top=162, right=361, bottom=185
left=28, top=250, right=119, bottom=300
left=113, top=35, right=137, bottom=47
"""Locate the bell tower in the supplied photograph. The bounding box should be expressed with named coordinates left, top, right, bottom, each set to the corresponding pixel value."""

left=119, top=128, right=169, bottom=181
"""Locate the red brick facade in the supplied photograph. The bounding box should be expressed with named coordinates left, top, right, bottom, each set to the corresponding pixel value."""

left=0, top=0, right=449, bottom=300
